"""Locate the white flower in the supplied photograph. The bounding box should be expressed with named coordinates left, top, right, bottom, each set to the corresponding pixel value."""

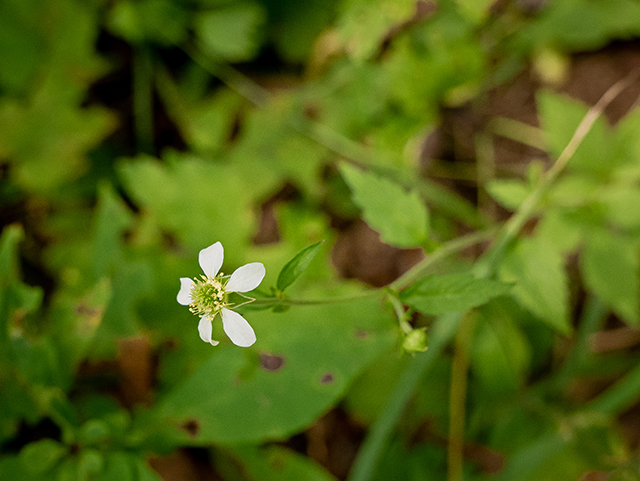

left=177, top=242, right=265, bottom=347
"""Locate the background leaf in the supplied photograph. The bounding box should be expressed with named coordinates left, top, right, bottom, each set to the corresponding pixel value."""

left=581, top=229, right=640, bottom=325
left=195, top=3, right=265, bottom=61
left=339, top=163, right=429, bottom=248
left=399, top=272, right=511, bottom=316
left=499, top=237, right=571, bottom=334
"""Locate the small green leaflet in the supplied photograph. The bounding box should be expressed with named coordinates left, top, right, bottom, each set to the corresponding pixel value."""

left=339, top=163, right=429, bottom=248
left=399, top=272, right=512, bottom=315
left=276, top=240, right=325, bottom=292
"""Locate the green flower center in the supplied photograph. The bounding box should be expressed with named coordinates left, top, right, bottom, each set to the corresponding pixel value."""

left=188, top=275, right=227, bottom=318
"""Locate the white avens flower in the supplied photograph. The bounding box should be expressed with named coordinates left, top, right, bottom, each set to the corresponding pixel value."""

left=177, top=242, right=265, bottom=347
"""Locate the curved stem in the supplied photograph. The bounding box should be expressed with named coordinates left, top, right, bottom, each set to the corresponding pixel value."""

left=475, top=69, right=640, bottom=278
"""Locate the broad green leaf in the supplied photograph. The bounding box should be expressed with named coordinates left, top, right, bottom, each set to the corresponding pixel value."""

left=19, top=439, right=67, bottom=475
left=154, top=298, right=395, bottom=444
left=457, top=0, right=495, bottom=24
left=78, top=449, right=104, bottom=480
left=600, top=186, right=640, bottom=230
left=337, top=0, right=416, bottom=60
left=276, top=240, right=325, bottom=292
left=581, top=229, right=639, bottom=324
left=499, top=237, right=571, bottom=334
left=0, top=455, right=49, bottom=481
left=95, top=452, right=131, bottom=481
left=399, top=272, right=511, bottom=316
left=535, top=209, right=582, bottom=254
left=119, top=153, right=270, bottom=266
left=51, top=279, right=111, bottom=383
left=470, top=305, right=531, bottom=394
left=512, top=0, right=640, bottom=53
left=339, top=163, right=429, bottom=248
left=221, top=446, right=338, bottom=481
left=195, top=3, right=265, bottom=62
left=107, top=0, right=187, bottom=45
left=537, top=91, right=612, bottom=174
left=91, top=183, right=134, bottom=282
left=485, top=179, right=530, bottom=210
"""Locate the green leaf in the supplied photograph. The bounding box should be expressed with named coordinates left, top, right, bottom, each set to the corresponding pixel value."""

left=118, top=153, right=268, bottom=266
left=154, top=298, right=395, bottom=444
left=0, top=224, right=23, bottom=282
left=195, top=3, right=265, bottom=62
left=337, top=0, right=416, bottom=60
left=470, top=305, right=531, bottom=394
left=537, top=90, right=612, bottom=175
left=0, top=225, right=43, bottom=347
left=581, top=229, right=639, bottom=325
left=399, top=273, right=511, bottom=316
left=0, top=455, right=48, bottom=481
left=91, top=182, right=134, bottom=282
left=499, top=237, right=571, bottom=334
left=78, top=449, right=104, bottom=480
left=107, top=0, right=187, bottom=45
left=220, top=446, right=338, bottom=481
left=339, top=163, right=429, bottom=248
left=485, top=179, right=531, bottom=210
left=19, top=439, right=67, bottom=475
left=600, top=186, right=640, bottom=230
left=276, top=240, right=325, bottom=292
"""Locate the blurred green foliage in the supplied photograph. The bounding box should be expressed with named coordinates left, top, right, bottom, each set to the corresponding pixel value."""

left=3, top=0, right=640, bottom=480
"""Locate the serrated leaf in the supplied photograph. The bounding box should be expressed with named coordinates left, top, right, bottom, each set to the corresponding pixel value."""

left=399, top=272, right=511, bottom=316
left=339, top=163, right=429, bottom=248
left=581, top=229, right=639, bottom=324
left=276, top=240, right=325, bottom=292
left=537, top=90, right=612, bottom=174
left=499, top=237, right=571, bottom=334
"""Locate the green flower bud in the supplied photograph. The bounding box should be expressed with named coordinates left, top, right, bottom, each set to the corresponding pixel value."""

left=403, top=328, right=429, bottom=353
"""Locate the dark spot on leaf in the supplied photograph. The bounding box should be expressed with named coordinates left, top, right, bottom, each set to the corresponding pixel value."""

left=180, top=419, right=200, bottom=437
left=320, top=372, right=335, bottom=384
left=355, top=329, right=369, bottom=339
left=260, top=353, right=285, bottom=371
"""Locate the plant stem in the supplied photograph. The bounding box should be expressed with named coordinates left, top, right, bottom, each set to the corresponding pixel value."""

left=474, top=69, right=640, bottom=278
left=347, top=312, right=463, bottom=481
left=447, top=312, right=476, bottom=481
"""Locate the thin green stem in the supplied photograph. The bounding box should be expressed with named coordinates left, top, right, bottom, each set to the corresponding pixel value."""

left=387, top=293, right=412, bottom=334
left=251, top=289, right=380, bottom=307
left=182, top=44, right=489, bottom=229
left=347, top=312, right=463, bottom=481
left=447, top=312, right=476, bottom=481
left=390, top=226, right=498, bottom=292
left=475, top=69, right=640, bottom=278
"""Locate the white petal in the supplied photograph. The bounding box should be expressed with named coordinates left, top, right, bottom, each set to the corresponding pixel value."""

left=199, top=242, right=224, bottom=278
left=221, top=308, right=256, bottom=347
left=197, top=316, right=219, bottom=346
left=177, top=278, right=194, bottom=305
left=226, top=262, right=265, bottom=292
